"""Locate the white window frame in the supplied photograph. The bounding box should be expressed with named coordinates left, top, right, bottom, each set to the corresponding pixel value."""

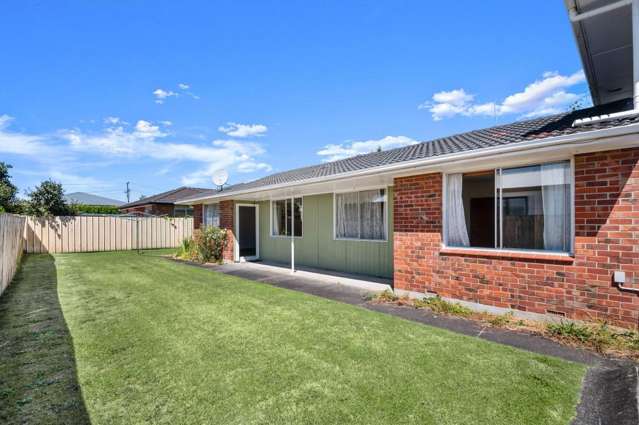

left=202, top=202, right=221, bottom=227
left=269, top=197, right=303, bottom=238
left=333, top=186, right=388, bottom=243
left=442, top=158, right=575, bottom=256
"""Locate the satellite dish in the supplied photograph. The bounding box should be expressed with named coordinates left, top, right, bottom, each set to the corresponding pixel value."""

left=212, top=169, right=229, bottom=189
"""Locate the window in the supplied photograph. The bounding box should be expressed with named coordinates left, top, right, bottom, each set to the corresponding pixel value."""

left=203, top=204, right=220, bottom=227
left=174, top=205, right=194, bottom=217
left=335, top=189, right=386, bottom=241
left=271, top=198, right=302, bottom=237
left=445, top=161, right=571, bottom=252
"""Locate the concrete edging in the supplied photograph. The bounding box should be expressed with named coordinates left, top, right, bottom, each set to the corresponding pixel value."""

left=394, top=288, right=565, bottom=324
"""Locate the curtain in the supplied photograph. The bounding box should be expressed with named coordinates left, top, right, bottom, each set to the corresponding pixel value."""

left=204, top=204, right=219, bottom=227
left=272, top=200, right=285, bottom=236
left=446, top=174, right=470, bottom=247
left=541, top=162, right=570, bottom=251
left=336, top=192, right=359, bottom=238
left=360, top=189, right=385, bottom=240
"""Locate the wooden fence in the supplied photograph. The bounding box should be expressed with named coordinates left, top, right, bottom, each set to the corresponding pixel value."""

left=0, top=214, right=26, bottom=296
left=24, top=216, right=194, bottom=254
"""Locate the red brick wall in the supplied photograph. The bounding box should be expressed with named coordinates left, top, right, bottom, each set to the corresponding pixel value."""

left=193, top=204, right=203, bottom=229
left=394, top=147, right=639, bottom=328
left=219, top=201, right=235, bottom=261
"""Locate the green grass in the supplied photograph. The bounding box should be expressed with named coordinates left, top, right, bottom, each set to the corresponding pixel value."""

left=0, top=251, right=586, bottom=424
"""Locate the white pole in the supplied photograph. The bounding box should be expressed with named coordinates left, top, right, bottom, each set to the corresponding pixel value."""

left=290, top=197, right=295, bottom=273
left=633, top=0, right=639, bottom=108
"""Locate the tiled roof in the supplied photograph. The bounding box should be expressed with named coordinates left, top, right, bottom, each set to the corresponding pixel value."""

left=64, top=192, right=124, bottom=206
left=184, top=98, right=639, bottom=201
left=120, top=187, right=209, bottom=208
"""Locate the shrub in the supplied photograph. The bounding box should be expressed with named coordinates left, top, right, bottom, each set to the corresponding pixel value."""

left=177, top=227, right=227, bottom=263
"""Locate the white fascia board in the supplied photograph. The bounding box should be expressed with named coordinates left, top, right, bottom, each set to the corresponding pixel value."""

left=180, top=123, right=639, bottom=204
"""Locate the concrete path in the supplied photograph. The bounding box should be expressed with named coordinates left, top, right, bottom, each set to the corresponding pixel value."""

left=174, top=259, right=639, bottom=425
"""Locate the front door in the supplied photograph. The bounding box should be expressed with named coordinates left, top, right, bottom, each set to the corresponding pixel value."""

left=237, top=205, right=258, bottom=261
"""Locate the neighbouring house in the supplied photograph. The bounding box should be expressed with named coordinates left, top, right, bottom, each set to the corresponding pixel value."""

left=177, top=1, right=639, bottom=328
left=64, top=192, right=124, bottom=207
left=119, top=187, right=209, bottom=216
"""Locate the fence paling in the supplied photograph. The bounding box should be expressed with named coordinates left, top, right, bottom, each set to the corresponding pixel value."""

left=23, top=216, right=193, bottom=254
left=0, top=214, right=26, bottom=296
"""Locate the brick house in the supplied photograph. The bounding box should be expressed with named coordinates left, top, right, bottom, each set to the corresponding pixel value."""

left=178, top=2, right=639, bottom=328
left=119, top=187, right=209, bottom=216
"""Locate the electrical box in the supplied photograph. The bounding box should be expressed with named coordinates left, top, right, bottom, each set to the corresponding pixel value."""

left=613, top=271, right=626, bottom=284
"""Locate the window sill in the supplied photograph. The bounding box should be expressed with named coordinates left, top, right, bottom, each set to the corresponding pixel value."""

left=334, top=237, right=388, bottom=243
left=439, top=247, right=575, bottom=263
left=271, top=235, right=303, bottom=239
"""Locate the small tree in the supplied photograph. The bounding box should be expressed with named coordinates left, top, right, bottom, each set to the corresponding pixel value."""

left=0, top=162, right=18, bottom=212
left=25, top=180, right=74, bottom=217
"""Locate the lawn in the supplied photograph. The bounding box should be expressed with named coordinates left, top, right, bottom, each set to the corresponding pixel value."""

left=0, top=251, right=586, bottom=424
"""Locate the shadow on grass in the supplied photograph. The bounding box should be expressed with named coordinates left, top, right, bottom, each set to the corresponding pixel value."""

left=0, top=254, right=90, bottom=424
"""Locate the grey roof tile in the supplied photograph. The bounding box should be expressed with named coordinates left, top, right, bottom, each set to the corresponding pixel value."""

left=183, top=98, right=639, bottom=201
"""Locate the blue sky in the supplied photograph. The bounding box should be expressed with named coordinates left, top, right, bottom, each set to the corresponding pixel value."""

left=0, top=0, right=590, bottom=202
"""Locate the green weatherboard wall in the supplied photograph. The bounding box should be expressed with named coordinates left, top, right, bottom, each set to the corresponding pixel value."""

left=255, top=189, right=394, bottom=278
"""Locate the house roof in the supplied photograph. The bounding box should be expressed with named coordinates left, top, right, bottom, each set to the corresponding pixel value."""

left=64, top=192, right=124, bottom=206
left=180, top=98, right=639, bottom=203
left=120, top=186, right=209, bottom=209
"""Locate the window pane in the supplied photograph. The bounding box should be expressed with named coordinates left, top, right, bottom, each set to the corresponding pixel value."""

left=500, top=165, right=544, bottom=250
left=359, top=189, right=385, bottom=240
left=455, top=173, right=494, bottom=248
left=336, top=192, right=359, bottom=238
left=540, top=162, right=571, bottom=251
left=499, top=161, right=571, bottom=252
left=204, top=204, right=219, bottom=226
left=285, top=199, right=292, bottom=236
left=272, top=200, right=287, bottom=236
left=293, top=198, right=303, bottom=237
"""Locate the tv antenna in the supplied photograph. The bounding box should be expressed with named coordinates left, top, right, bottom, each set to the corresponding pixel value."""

left=212, top=169, right=229, bottom=191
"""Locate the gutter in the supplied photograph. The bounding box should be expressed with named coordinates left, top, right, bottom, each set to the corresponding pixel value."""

left=178, top=122, right=639, bottom=204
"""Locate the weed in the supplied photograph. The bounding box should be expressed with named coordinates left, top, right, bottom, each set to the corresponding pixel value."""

left=546, top=321, right=592, bottom=343
left=374, top=290, right=399, bottom=302
left=414, top=296, right=473, bottom=317
left=488, top=312, right=513, bottom=327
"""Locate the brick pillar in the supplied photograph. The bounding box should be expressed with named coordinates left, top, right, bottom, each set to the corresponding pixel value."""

left=193, top=204, right=203, bottom=229
left=219, top=200, right=235, bottom=262
left=393, top=173, right=443, bottom=295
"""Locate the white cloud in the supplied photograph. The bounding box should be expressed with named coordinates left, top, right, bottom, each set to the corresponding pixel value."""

left=104, top=116, right=121, bottom=125
left=317, top=135, right=417, bottom=162
left=178, top=83, right=190, bottom=90
left=218, top=122, right=268, bottom=138
left=420, top=70, right=587, bottom=121
left=236, top=161, right=273, bottom=173
left=159, top=120, right=173, bottom=126
left=0, top=114, right=52, bottom=155
left=153, top=88, right=178, bottom=104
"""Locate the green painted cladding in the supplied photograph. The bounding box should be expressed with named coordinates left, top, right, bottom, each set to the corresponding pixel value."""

left=257, top=188, right=394, bottom=278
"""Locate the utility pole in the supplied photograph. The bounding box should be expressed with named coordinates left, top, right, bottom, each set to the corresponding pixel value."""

left=125, top=182, right=131, bottom=203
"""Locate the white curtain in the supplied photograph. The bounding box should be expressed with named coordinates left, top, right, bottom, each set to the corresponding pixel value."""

left=272, top=200, right=286, bottom=236
left=360, top=189, right=385, bottom=240
left=541, top=162, right=570, bottom=251
left=446, top=174, right=470, bottom=247
left=204, top=204, right=220, bottom=227
left=336, top=192, right=359, bottom=238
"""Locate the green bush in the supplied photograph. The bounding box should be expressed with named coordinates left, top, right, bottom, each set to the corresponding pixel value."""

left=176, top=227, right=227, bottom=263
